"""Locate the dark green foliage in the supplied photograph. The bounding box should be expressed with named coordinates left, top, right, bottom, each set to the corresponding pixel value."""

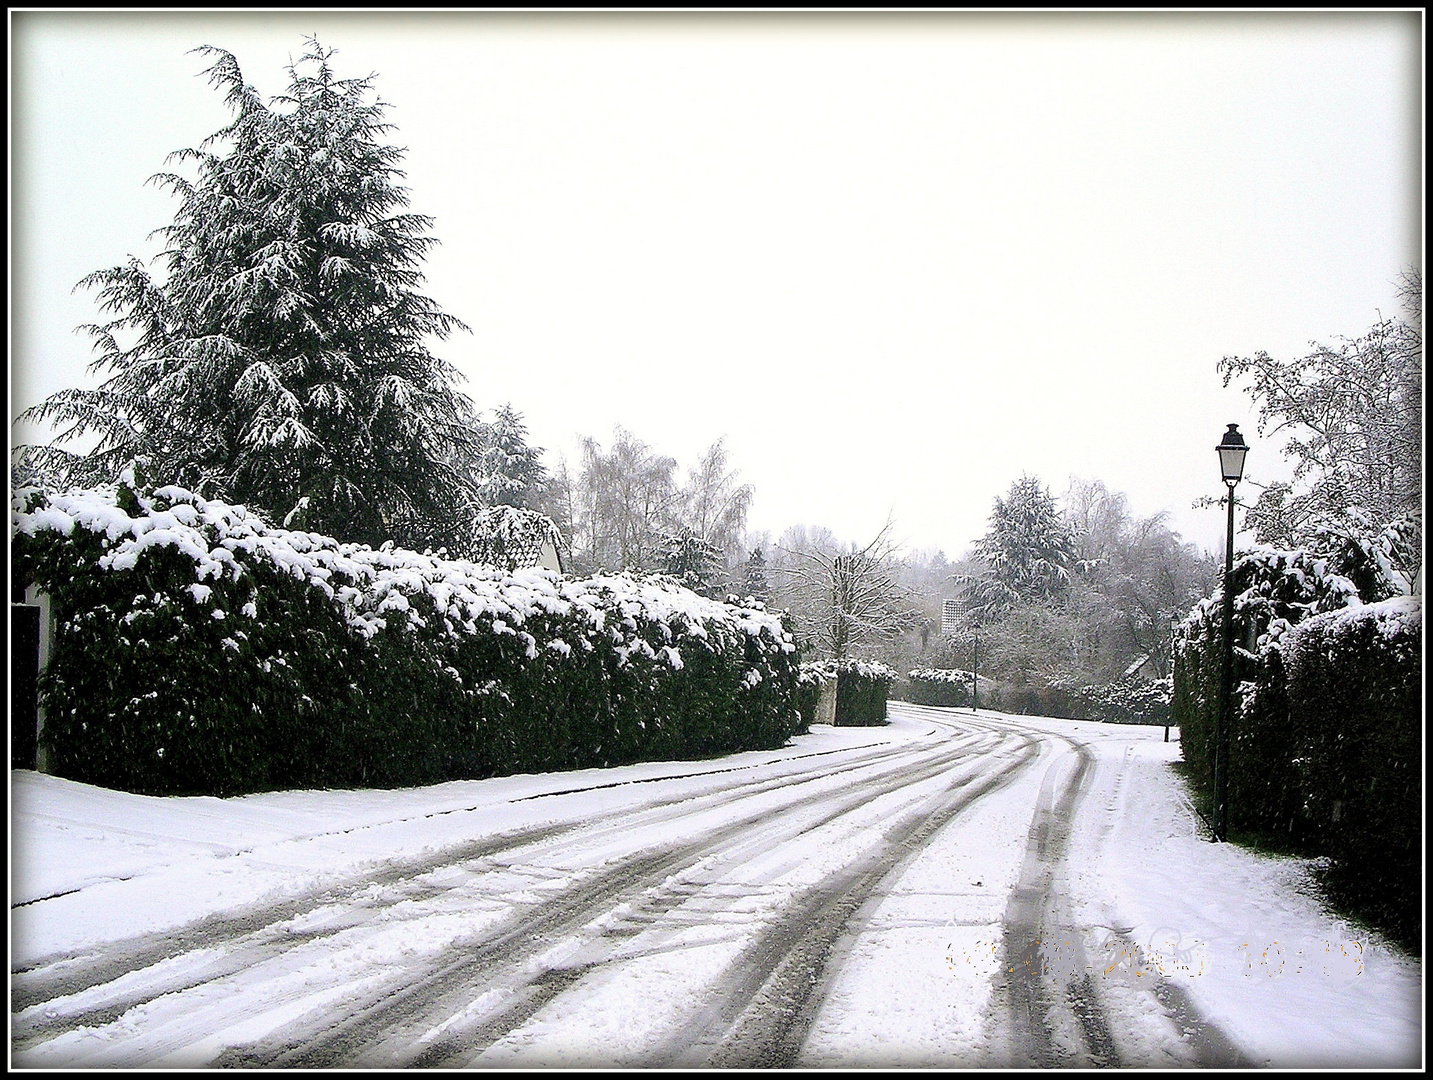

left=1170, top=611, right=1216, bottom=784
left=1172, top=545, right=1360, bottom=820
left=661, top=526, right=726, bottom=598
left=1224, top=643, right=1303, bottom=839
left=1174, top=608, right=1290, bottom=837
left=1072, top=677, right=1172, bottom=726
left=740, top=548, right=770, bottom=604
left=1172, top=541, right=1421, bottom=950
left=980, top=681, right=1090, bottom=720
left=834, top=671, right=888, bottom=727
left=905, top=669, right=973, bottom=708
left=794, top=659, right=892, bottom=727
left=1282, top=601, right=1421, bottom=951
left=469, top=404, right=550, bottom=510
left=798, top=659, right=892, bottom=727
left=960, top=474, right=1078, bottom=623
left=903, top=667, right=1169, bottom=724
left=13, top=484, right=804, bottom=796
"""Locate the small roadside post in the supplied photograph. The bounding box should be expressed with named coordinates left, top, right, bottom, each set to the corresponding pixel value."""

left=971, top=633, right=979, bottom=714
left=1166, top=615, right=1179, bottom=743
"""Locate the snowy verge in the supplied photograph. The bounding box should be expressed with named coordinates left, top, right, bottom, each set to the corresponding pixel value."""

left=1004, top=713, right=1423, bottom=1070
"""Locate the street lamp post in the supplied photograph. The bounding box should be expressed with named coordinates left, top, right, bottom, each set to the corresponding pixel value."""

left=1213, top=423, right=1249, bottom=842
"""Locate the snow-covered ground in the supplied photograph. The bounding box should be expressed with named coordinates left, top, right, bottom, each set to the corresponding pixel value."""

left=9, top=705, right=1423, bottom=1068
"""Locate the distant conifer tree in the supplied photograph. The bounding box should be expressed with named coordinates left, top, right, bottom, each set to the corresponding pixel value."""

left=742, top=547, right=771, bottom=604
left=960, top=474, right=1078, bottom=622
left=471, top=404, right=549, bottom=509
left=662, top=526, right=726, bottom=597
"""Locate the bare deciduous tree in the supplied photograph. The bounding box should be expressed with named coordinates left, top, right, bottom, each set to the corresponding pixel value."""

left=573, top=427, right=677, bottom=573
left=677, top=438, right=753, bottom=568
left=781, top=520, right=921, bottom=659
left=1218, top=267, right=1422, bottom=588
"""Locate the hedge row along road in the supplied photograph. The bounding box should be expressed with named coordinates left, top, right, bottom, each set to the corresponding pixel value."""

left=13, top=706, right=1281, bottom=1067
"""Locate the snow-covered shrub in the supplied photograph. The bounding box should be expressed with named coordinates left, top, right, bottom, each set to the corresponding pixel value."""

left=835, top=659, right=895, bottom=726
left=12, top=483, right=803, bottom=795
left=1172, top=545, right=1360, bottom=797
left=1172, top=545, right=1420, bottom=949
left=905, top=668, right=977, bottom=708
left=905, top=666, right=1168, bottom=724
left=1309, top=507, right=1421, bottom=602
left=1280, top=596, right=1421, bottom=949
left=797, top=658, right=894, bottom=726
left=1074, top=676, right=1172, bottom=726
left=984, top=677, right=1092, bottom=721
left=1225, top=642, right=1303, bottom=838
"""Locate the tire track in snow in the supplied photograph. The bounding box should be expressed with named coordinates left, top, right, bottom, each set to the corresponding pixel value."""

left=13, top=717, right=1000, bottom=1066
left=660, top=732, right=1042, bottom=1067
left=433, top=732, right=1041, bottom=1069
left=9, top=823, right=573, bottom=1033
left=1069, top=739, right=1255, bottom=1068
left=11, top=731, right=940, bottom=1029
left=215, top=723, right=1018, bottom=1067
left=988, top=718, right=1251, bottom=1068
left=995, top=730, right=1099, bottom=1067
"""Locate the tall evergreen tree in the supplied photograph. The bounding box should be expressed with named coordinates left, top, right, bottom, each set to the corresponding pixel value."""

left=661, top=526, right=726, bottom=597
left=741, top=547, right=771, bottom=604
left=470, top=404, right=549, bottom=509
left=961, top=474, right=1077, bottom=623
left=16, top=39, right=479, bottom=552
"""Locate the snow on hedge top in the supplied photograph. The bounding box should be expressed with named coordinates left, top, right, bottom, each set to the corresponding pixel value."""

left=1281, top=593, right=1422, bottom=655
left=909, top=668, right=983, bottom=684
left=12, top=484, right=793, bottom=652
left=800, top=658, right=898, bottom=683
left=1176, top=544, right=1364, bottom=650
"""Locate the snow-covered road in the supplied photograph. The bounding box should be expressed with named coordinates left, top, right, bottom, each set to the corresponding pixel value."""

left=9, top=705, right=1422, bottom=1068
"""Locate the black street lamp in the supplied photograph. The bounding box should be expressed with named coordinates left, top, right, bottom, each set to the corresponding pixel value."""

left=1213, top=423, right=1249, bottom=841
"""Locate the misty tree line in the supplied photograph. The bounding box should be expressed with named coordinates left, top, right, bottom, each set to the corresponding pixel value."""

left=504, top=430, right=1219, bottom=693
left=13, top=39, right=1419, bottom=705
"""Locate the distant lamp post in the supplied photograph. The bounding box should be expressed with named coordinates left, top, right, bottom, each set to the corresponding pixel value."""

left=1212, top=423, right=1249, bottom=842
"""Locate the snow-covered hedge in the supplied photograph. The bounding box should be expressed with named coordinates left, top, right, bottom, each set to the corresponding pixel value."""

left=1281, top=596, right=1421, bottom=947
left=796, top=658, right=894, bottom=726
left=1171, top=545, right=1420, bottom=949
left=904, top=668, right=1169, bottom=723
left=1172, top=545, right=1360, bottom=805
left=905, top=668, right=978, bottom=708
left=1073, top=676, right=1172, bottom=726
left=12, top=483, right=803, bottom=796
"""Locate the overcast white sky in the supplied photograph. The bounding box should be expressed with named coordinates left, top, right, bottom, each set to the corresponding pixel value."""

left=9, top=11, right=1422, bottom=558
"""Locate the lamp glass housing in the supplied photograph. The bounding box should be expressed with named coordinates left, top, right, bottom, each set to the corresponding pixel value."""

left=1217, top=425, right=1249, bottom=484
